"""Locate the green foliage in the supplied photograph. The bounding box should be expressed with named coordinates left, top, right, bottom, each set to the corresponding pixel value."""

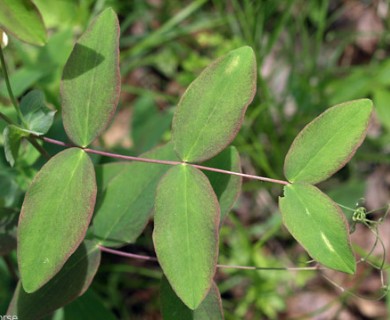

left=0, top=67, right=43, bottom=100
left=284, top=99, right=373, bottom=184
left=18, top=148, right=96, bottom=292
left=131, top=96, right=173, bottom=153
left=19, top=90, right=55, bottom=135
left=0, top=208, right=17, bottom=255
left=325, top=59, right=390, bottom=138
left=160, top=276, right=224, bottom=319
left=3, top=90, right=55, bottom=166
left=280, top=99, right=373, bottom=274
left=61, top=8, right=120, bottom=147
left=92, top=143, right=179, bottom=247
left=0, top=3, right=383, bottom=318
left=203, top=146, right=242, bottom=222
left=33, top=0, right=86, bottom=30
left=218, top=213, right=290, bottom=319
left=0, top=29, right=74, bottom=103
left=374, top=89, right=390, bottom=132
left=61, top=289, right=117, bottom=320
left=172, top=46, right=256, bottom=163
left=8, top=240, right=101, bottom=320
left=153, top=165, right=220, bottom=309
left=0, top=0, right=47, bottom=46
left=279, top=183, right=355, bottom=274
left=3, top=124, right=29, bottom=166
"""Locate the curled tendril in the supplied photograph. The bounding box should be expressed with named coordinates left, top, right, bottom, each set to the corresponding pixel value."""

left=326, top=201, right=390, bottom=301
left=352, top=207, right=366, bottom=223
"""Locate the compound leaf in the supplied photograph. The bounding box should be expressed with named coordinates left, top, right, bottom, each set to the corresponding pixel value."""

left=284, top=99, right=373, bottom=184
left=18, top=148, right=97, bottom=293
left=0, top=0, right=47, bottom=46
left=279, top=183, right=355, bottom=274
left=61, top=8, right=120, bottom=147
left=8, top=240, right=101, bottom=320
left=153, top=165, right=220, bottom=309
left=172, top=46, right=256, bottom=163
left=161, top=276, right=224, bottom=320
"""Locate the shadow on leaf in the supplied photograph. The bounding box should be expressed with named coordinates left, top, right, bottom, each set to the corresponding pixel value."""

left=62, top=44, right=104, bottom=80
left=7, top=240, right=100, bottom=320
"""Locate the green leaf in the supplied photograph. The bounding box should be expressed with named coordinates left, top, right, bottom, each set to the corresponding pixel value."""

left=284, top=99, right=373, bottom=184
left=0, top=68, right=46, bottom=99
left=8, top=240, right=101, bottom=320
left=20, top=90, right=56, bottom=135
left=62, top=289, right=117, bottom=320
left=0, top=29, right=74, bottom=100
left=92, top=143, right=180, bottom=247
left=33, top=0, right=79, bottom=30
left=0, top=208, right=18, bottom=256
left=3, top=99, right=54, bottom=166
left=35, top=28, right=74, bottom=70
left=153, top=165, right=220, bottom=309
left=61, top=8, right=120, bottom=147
left=373, top=88, right=390, bottom=132
left=18, top=148, right=97, bottom=293
left=172, top=46, right=256, bottom=163
left=202, top=146, right=241, bottom=223
left=3, top=124, right=30, bottom=167
left=0, top=170, right=21, bottom=207
left=0, top=0, right=47, bottom=46
left=279, top=183, right=355, bottom=274
left=16, top=137, right=41, bottom=168
left=161, top=276, right=224, bottom=320
left=0, top=104, right=17, bottom=142
left=92, top=143, right=239, bottom=246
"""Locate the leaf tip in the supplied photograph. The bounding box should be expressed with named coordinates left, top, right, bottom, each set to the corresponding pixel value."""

left=99, top=6, right=119, bottom=21
left=234, top=45, right=255, bottom=55
left=20, top=276, right=40, bottom=293
left=345, top=261, right=356, bottom=275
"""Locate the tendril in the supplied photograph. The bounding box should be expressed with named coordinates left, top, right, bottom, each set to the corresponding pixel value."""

left=324, top=202, right=390, bottom=300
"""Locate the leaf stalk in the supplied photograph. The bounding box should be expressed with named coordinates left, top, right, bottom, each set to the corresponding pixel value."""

left=41, top=136, right=289, bottom=185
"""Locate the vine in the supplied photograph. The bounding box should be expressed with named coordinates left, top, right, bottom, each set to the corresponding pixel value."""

left=0, top=4, right=387, bottom=319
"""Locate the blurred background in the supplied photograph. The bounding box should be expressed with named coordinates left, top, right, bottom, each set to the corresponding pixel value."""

left=1, top=0, right=390, bottom=319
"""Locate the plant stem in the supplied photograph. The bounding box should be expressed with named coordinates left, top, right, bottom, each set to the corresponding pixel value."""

left=0, top=47, right=49, bottom=159
left=191, top=163, right=289, bottom=185
left=84, top=146, right=183, bottom=166
left=99, top=246, right=158, bottom=262
left=41, top=136, right=72, bottom=147
left=216, top=264, right=320, bottom=271
left=99, top=245, right=319, bottom=271
left=28, top=137, right=50, bottom=159
left=0, top=46, right=25, bottom=126
left=0, top=111, right=13, bottom=124
left=41, top=136, right=290, bottom=186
